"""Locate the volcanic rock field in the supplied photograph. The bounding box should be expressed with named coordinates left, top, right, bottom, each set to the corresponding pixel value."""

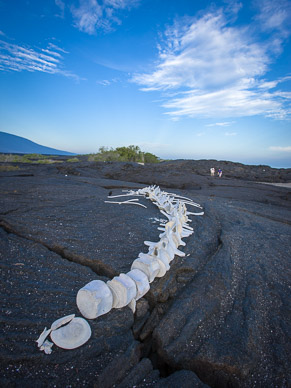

left=0, top=159, right=290, bottom=387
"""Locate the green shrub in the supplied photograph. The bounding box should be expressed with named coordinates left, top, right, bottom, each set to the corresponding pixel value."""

left=87, top=145, right=160, bottom=163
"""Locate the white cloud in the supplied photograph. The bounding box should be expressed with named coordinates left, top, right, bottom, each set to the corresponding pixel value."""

left=96, top=77, right=120, bottom=86
left=55, top=0, right=65, bottom=17
left=71, top=0, right=103, bottom=34
left=133, top=7, right=291, bottom=120
left=134, top=12, right=268, bottom=91
left=206, top=121, right=235, bottom=127
left=269, top=146, right=291, bottom=152
left=254, top=0, right=291, bottom=34
left=0, top=40, right=80, bottom=80
left=70, top=0, right=139, bottom=34
left=96, top=79, right=111, bottom=86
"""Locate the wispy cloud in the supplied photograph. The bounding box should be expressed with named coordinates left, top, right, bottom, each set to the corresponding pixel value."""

left=96, top=77, right=120, bottom=86
left=206, top=121, right=235, bottom=127
left=62, top=0, right=139, bottom=35
left=133, top=3, right=291, bottom=120
left=55, top=0, right=65, bottom=18
left=269, top=146, right=291, bottom=152
left=97, top=79, right=111, bottom=86
left=0, top=40, right=80, bottom=80
left=254, top=0, right=291, bottom=35
left=224, top=131, right=237, bottom=136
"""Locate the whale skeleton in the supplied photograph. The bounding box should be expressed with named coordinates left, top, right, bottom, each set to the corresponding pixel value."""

left=36, top=185, right=204, bottom=353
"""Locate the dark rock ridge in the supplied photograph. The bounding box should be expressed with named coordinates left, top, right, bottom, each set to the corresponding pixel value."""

left=0, top=160, right=290, bottom=387
left=95, top=159, right=291, bottom=185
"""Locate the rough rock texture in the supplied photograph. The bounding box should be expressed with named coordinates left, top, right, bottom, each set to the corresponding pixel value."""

left=0, top=159, right=290, bottom=387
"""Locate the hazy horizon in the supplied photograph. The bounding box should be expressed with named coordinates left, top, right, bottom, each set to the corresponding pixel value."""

left=1, top=130, right=290, bottom=169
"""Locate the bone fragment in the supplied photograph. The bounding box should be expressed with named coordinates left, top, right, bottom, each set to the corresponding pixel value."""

left=36, top=327, right=52, bottom=348
left=40, top=340, right=54, bottom=354
left=51, top=314, right=75, bottom=331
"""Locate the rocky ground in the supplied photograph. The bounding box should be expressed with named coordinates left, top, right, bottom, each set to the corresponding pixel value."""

left=0, top=159, right=290, bottom=387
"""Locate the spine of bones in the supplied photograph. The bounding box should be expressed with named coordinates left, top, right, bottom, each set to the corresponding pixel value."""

left=37, top=185, right=204, bottom=353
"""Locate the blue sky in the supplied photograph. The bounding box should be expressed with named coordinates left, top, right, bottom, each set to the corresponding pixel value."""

left=0, top=0, right=291, bottom=167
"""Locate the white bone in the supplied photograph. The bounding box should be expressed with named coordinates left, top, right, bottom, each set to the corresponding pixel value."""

left=148, top=244, right=171, bottom=269
left=127, top=269, right=150, bottom=300
left=186, top=211, right=204, bottom=216
left=77, top=280, right=113, bottom=319
left=138, top=252, right=168, bottom=278
left=51, top=314, right=75, bottom=331
left=107, top=273, right=137, bottom=309
left=50, top=317, right=91, bottom=350
left=104, top=200, right=147, bottom=208
left=128, top=298, right=136, bottom=313
left=108, top=194, right=144, bottom=198
left=36, top=327, right=52, bottom=348
left=131, top=255, right=160, bottom=283
left=159, top=229, right=186, bottom=257
left=40, top=340, right=54, bottom=354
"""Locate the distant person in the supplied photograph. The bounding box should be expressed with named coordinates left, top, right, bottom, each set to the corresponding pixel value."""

left=218, top=168, right=222, bottom=178
left=210, top=168, right=215, bottom=176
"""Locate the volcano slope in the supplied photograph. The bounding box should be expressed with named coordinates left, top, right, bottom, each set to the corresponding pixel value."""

left=0, top=160, right=290, bottom=388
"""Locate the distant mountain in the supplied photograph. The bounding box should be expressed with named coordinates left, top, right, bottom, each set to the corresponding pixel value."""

left=0, top=131, right=76, bottom=155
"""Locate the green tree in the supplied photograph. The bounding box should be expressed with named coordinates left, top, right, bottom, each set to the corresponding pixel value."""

left=89, top=145, right=159, bottom=163
left=144, top=152, right=159, bottom=163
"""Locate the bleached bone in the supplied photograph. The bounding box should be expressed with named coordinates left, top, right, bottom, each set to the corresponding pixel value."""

left=167, top=193, right=194, bottom=202
left=158, top=224, right=192, bottom=238
left=108, top=194, right=144, bottom=198
left=127, top=269, right=150, bottom=300
left=50, top=317, right=91, bottom=350
left=51, top=314, right=75, bottom=331
left=158, top=219, right=185, bottom=241
left=151, top=247, right=171, bottom=273
left=166, top=216, right=193, bottom=239
left=157, top=238, right=175, bottom=263
left=138, top=252, right=168, bottom=278
left=128, top=298, right=136, bottom=313
left=145, top=236, right=179, bottom=262
left=162, top=219, right=193, bottom=232
left=177, top=200, right=203, bottom=209
left=40, top=340, right=53, bottom=354
left=104, top=200, right=147, bottom=208
left=148, top=243, right=171, bottom=268
left=107, top=273, right=137, bottom=309
left=36, top=327, right=52, bottom=348
left=159, top=227, right=186, bottom=255
left=161, top=236, right=181, bottom=260
left=171, top=225, right=186, bottom=247
left=131, top=255, right=160, bottom=283
left=186, top=211, right=204, bottom=216
left=37, top=315, right=75, bottom=351
left=144, top=239, right=173, bottom=263
left=77, top=280, right=113, bottom=319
